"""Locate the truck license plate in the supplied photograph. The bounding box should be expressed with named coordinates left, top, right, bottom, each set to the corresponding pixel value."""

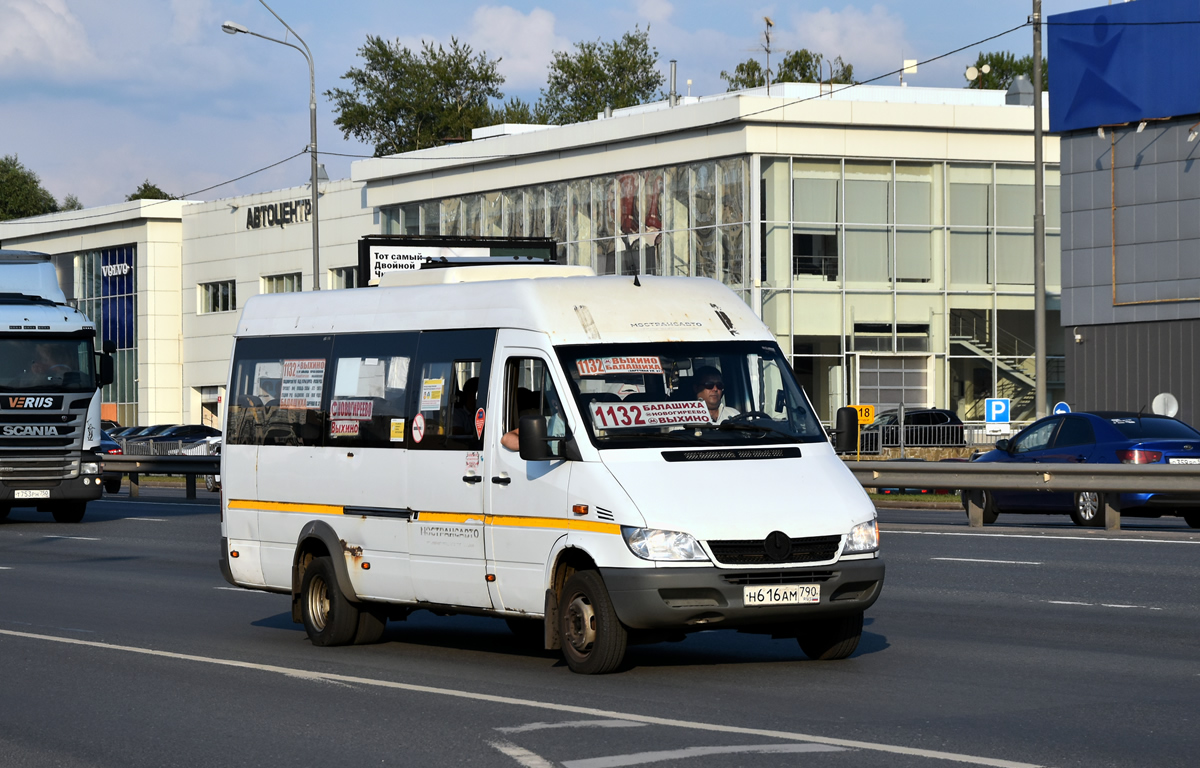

left=743, top=584, right=820, bottom=606
left=14, top=489, right=50, bottom=499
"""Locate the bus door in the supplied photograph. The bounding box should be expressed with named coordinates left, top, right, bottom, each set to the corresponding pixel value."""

left=405, top=330, right=495, bottom=608
left=485, top=334, right=574, bottom=614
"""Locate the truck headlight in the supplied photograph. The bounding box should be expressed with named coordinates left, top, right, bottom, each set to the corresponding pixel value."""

left=843, top=518, right=879, bottom=554
left=80, top=462, right=100, bottom=475
left=621, top=526, right=710, bottom=562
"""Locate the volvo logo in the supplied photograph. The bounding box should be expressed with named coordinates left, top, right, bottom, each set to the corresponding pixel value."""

left=763, top=530, right=792, bottom=563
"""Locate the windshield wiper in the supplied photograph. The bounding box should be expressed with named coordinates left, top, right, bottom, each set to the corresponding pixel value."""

left=603, top=430, right=701, bottom=442
left=716, top=421, right=792, bottom=437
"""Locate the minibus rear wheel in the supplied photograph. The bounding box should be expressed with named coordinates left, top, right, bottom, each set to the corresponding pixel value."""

left=797, top=612, right=863, bottom=661
left=558, top=571, right=627, bottom=674
left=301, top=556, right=359, bottom=646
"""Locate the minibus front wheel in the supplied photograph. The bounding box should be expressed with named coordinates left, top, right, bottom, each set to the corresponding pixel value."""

left=301, top=556, right=361, bottom=646
left=797, top=611, right=863, bottom=661
left=558, top=571, right=627, bottom=674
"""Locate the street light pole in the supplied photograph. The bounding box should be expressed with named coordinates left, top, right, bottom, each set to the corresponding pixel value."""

left=222, top=0, right=320, bottom=291
left=1032, top=0, right=1046, bottom=417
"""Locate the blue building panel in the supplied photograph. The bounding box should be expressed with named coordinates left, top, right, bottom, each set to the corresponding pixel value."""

left=1049, top=0, right=1200, bottom=133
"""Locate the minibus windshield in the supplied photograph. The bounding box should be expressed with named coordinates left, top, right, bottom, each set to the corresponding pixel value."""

left=556, top=341, right=827, bottom=449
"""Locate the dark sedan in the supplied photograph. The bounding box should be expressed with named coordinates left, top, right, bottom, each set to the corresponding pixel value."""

left=96, top=430, right=124, bottom=494
left=968, top=411, right=1200, bottom=527
left=860, top=407, right=966, bottom=450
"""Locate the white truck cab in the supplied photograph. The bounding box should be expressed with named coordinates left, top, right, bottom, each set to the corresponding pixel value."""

left=219, top=264, right=882, bottom=673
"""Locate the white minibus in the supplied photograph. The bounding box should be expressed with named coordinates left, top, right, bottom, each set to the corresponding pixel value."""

left=219, top=264, right=882, bottom=674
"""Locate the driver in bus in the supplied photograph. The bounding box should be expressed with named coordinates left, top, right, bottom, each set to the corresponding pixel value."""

left=693, top=365, right=739, bottom=424
left=30, top=343, right=75, bottom=382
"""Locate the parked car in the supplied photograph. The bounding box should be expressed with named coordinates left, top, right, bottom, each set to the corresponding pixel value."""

left=126, top=424, right=221, bottom=444
left=860, top=408, right=966, bottom=451
left=101, top=419, right=121, bottom=432
left=967, top=411, right=1200, bottom=527
left=108, top=425, right=142, bottom=438
left=96, top=430, right=124, bottom=494
left=120, top=424, right=179, bottom=441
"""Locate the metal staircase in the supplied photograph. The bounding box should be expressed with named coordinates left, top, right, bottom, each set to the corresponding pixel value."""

left=950, top=309, right=1037, bottom=420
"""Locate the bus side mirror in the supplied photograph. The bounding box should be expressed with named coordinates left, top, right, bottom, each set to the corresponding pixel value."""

left=833, top=406, right=859, bottom=453
left=98, top=354, right=115, bottom=387
left=519, top=415, right=551, bottom=461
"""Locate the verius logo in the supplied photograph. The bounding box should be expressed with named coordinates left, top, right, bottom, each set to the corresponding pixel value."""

left=6, top=396, right=56, bottom=409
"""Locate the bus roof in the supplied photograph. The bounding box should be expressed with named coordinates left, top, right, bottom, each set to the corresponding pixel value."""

left=235, top=274, right=771, bottom=345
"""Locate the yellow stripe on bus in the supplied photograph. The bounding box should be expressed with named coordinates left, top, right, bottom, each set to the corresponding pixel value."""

left=226, top=501, right=619, bottom=534
left=228, top=499, right=344, bottom=515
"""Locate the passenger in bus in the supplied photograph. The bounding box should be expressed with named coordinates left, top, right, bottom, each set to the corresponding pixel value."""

left=693, top=365, right=739, bottom=424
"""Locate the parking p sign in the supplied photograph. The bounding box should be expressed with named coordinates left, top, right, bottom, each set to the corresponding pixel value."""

left=985, top=398, right=1010, bottom=435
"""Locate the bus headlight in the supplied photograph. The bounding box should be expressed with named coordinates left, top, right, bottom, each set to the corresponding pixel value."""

left=843, top=518, right=879, bottom=554
left=621, top=527, right=710, bottom=562
left=80, top=462, right=100, bottom=475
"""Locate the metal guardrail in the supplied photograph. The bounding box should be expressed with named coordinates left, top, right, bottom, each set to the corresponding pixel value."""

left=844, top=460, right=1200, bottom=530
left=101, top=454, right=219, bottom=500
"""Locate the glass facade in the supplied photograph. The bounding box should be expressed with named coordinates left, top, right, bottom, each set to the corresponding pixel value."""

left=382, top=154, right=1062, bottom=423
left=72, top=245, right=137, bottom=428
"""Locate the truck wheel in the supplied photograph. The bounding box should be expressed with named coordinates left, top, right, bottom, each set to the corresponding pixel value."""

left=1071, top=492, right=1103, bottom=527
left=558, top=570, right=627, bottom=674
left=300, top=556, right=360, bottom=646
left=104, top=478, right=122, bottom=494
left=51, top=502, right=86, bottom=524
left=0, top=505, right=9, bottom=520
left=797, top=612, right=864, bottom=660
left=1183, top=510, right=1200, bottom=529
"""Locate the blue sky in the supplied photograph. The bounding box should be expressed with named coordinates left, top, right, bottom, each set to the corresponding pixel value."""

left=0, top=0, right=1098, bottom=209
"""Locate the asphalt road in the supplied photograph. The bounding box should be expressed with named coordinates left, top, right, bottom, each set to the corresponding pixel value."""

left=1, top=495, right=1197, bottom=768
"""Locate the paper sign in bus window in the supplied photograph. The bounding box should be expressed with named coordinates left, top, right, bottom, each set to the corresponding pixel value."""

left=576, top=356, right=663, bottom=376
left=279, top=359, right=326, bottom=409
left=390, top=418, right=405, bottom=442
left=590, top=400, right=711, bottom=429
left=330, top=420, right=359, bottom=437
left=420, top=378, right=445, bottom=411
left=330, top=399, right=374, bottom=421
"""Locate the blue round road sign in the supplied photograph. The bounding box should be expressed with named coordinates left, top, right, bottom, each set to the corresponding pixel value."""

left=1053, top=401, right=1071, bottom=415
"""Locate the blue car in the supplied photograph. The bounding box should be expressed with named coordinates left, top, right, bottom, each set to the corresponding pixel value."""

left=969, top=412, right=1200, bottom=528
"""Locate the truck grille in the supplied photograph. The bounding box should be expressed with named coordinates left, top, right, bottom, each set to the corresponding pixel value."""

left=0, top=398, right=88, bottom=481
left=707, top=535, right=842, bottom=566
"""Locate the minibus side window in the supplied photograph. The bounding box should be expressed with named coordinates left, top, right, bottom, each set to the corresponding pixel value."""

left=327, top=332, right=417, bottom=448
left=504, top=357, right=568, bottom=456
left=409, top=330, right=495, bottom=451
left=227, top=335, right=332, bottom=446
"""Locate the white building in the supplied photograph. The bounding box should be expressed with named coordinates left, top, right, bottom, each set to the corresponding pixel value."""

left=1, top=83, right=1061, bottom=428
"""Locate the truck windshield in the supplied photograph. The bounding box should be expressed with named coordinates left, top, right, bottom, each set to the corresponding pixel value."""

left=0, top=336, right=96, bottom=392
left=556, top=341, right=827, bottom=449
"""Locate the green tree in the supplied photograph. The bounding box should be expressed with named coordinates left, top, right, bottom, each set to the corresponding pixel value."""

left=328, top=36, right=505, bottom=156
left=0, top=154, right=60, bottom=221
left=125, top=180, right=173, bottom=201
left=539, top=27, right=665, bottom=125
left=60, top=194, right=83, bottom=211
left=721, top=49, right=855, bottom=92
left=965, top=51, right=1050, bottom=92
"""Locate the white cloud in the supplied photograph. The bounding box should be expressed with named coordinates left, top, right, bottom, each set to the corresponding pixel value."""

left=0, top=0, right=94, bottom=76
left=466, top=6, right=569, bottom=90
left=635, top=0, right=674, bottom=25
left=787, top=4, right=912, bottom=81
left=170, top=0, right=216, bottom=45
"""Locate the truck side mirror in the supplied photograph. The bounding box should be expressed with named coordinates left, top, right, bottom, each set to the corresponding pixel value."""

left=103, top=339, right=117, bottom=354
left=833, top=406, right=859, bottom=453
left=519, top=415, right=551, bottom=461
left=98, top=354, right=115, bottom=387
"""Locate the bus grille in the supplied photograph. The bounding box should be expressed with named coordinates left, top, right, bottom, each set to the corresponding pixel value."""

left=707, top=535, right=842, bottom=566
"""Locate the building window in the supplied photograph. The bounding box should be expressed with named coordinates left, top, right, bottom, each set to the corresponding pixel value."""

left=200, top=280, right=236, bottom=314
left=328, top=266, right=357, bottom=290
left=72, top=245, right=138, bottom=427
left=262, top=273, right=301, bottom=294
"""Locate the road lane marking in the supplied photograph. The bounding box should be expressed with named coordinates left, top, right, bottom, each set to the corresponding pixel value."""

left=932, top=558, right=1041, bottom=565
left=42, top=535, right=99, bottom=541
left=563, top=743, right=844, bottom=768
left=0, top=566, right=11, bottom=570
left=887, top=530, right=1200, bottom=545
left=497, top=720, right=647, bottom=734
left=0, top=628, right=1045, bottom=768
left=488, top=740, right=557, bottom=768
left=1046, top=600, right=1162, bottom=611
